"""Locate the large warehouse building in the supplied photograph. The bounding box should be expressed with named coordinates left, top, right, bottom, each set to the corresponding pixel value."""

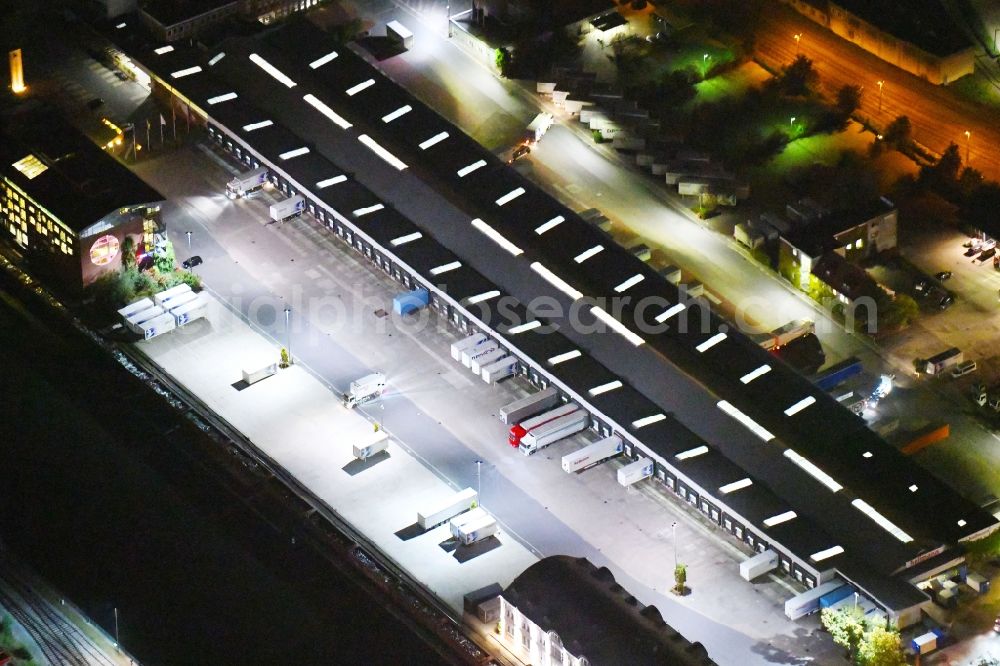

left=98, top=17, right=997, bottom=628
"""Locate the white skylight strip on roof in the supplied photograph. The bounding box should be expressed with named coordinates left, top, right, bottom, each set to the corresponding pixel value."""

left=852, top=499, right=913, bottom=543
left=309, top=50, right=339, bottom=69
left=531, top=262, right=583, bottom=300
left=535, top=215, right=565, bottom=235
left=249, top=53, right=296, bottom=87
left=382, top=105, right=412, bottom=123
left=696, top=332, right=727, bottom=353
left=591, top=306, right=645, bottom=346
left=614, top=274, right=645, bottom=293
left=359, top=134, right=407, bottom=170
left=467, top=290, right=501, bottom=305
left=303, top=94, right=352, bottom=129
left=741, top=364, right=771, bottom=384
left=784, top=396, right=817, bottom=417
left=419, top=132, right=449, bottom=150
left=390, top=232, right=422, bottom=246
left=783, top=449, right=842, bottom=492
left=154, top=46, right=175, bottom=55
left=472, top=218, right=523, bottom=256
left=675, top=445, right=709, bottom=460
left=574, top=245, right=604, bottom=263
left=763, top=511, right=797, bottom=527
left=429, top=261, right=461, bottom=275
left=655, top=303, right=685, bottom=324
left=548, top=350, right=582, bottom=365
left=208, top=52, right=225, bottom=66
left=508, top=320, right=542, bottom=334
left=346, top=79, right=375, bottom=96
left=496, top=187, right=526, bottom=207
left=958, top=519, right=967, bottom=527
left=316, top=175, right=347, bottom=188
left=810, top=546, right=844, bottom=562
left=717, top=401, right=775, bottom=442
left=171, top=66, right=202, bottom=79
left=243, top=120, right=273, bottom=132
left=353, top=204, right=384, bottom=217
left=457, top=160, right=487, bottom=177
left=909, top=484, right=918, bottom=492
left=207, top=92, right=238, bottom=105
left=116, top=22, right=127, bottom=29
left=632, top=413, right=666, bottom=429
left=279, top=147, right=310, bottom=160
left=719, top=478, right=753, bottom=494
left=589, top=380, right=623, bottom=396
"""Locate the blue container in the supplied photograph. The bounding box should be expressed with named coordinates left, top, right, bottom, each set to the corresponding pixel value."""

left=393, top=288, right=429, bottom=315
left=818, top=585, right=852, bottom=608
left=814, top=357, right=863, bottom=391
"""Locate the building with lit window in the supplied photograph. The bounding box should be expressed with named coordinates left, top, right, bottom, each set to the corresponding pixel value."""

left=139, top=0, right=327, bottom=42
left=496, top=556, right=715, bottom=666
left=0, top=110, right=165, bottom=292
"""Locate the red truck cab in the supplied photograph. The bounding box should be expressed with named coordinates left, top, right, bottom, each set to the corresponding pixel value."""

left=509, top=424, right=527, bottom=447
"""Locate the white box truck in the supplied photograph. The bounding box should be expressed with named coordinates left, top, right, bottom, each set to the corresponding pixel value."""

left=520, top=410, right=588, bottom=455
left=153, top=283, right=192, bottom=307
left=740, top=550, right=779, bottom=581
left=561, top=435, right=623, bottom=473
left=226, top=166, right=268, bottom=199
left=344, top=372, right=386, bottom=409
left=461, top=340, right=498, bottom=368
left=481, top=356, right=517, bottom=384
left=456, top=512, right=498, bottom=545
left=500, top=386, right=559, bottom=425
left=617, top=458, right=654, bottom=486
left=269, top=195, right=305, bottom=223
left=471, top=348, right=505, bottom=375
left=171, top=294, right=207, bottom=326
left=449, top=507, right=487, bottom=540
left=352, top=430, right=389, bottom=460
left=450, top=333, right=486, bottom=362
left=117, top=297, right=154, bottom=321
left=417, top=487, right=477, bottom=530
left=139, top=312, right=176, bottom=340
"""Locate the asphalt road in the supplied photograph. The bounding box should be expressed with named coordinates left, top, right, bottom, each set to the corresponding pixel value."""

left=753, top=1, right=1000, bottom=181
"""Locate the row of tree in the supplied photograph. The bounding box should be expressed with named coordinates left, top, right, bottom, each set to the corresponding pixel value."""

left=820, top=606, right=905, bottom=666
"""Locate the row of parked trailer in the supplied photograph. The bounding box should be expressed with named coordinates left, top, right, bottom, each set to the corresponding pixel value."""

left=450, top=333, right=519, bottom=384
left=117, top=285, right=208, bottom=340
left=415, top=487, right=498, bottom=546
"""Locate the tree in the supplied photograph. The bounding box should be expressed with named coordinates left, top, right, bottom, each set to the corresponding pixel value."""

left=777, top=55, right=818, bottom=96
left=120, top=236, right=136, bottom=271
left=919, top=143, right=962, bottom=196
left=673, top=564, right=687, bottom=594
left=857, top=625, right=905, bottom=666
left=154, top=239, right=176, bottom=274
left=835, top=84, right=862, bottom=117
left=882, top=116, right=912, bottom=150
left=493, top=48, right=511, bottom=76
left=821, top=606, right=866, bottom=660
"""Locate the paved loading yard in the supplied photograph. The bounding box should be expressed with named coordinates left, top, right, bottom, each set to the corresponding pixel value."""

left=135, top=142, right=841, bottom=664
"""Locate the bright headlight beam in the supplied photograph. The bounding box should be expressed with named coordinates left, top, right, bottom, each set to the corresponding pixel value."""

left=784, top=396, right=816, bottom=417
left=309, top=50, right=339, bottom=69
left=852, top=499, right=913, bottom=543
left=472, top=218, right=523, bottom=256
left=359, top=134, right=407, bottom=170
left=419, top=132, right=449, bottom=150
left=249, top=53, right=296, bottom=87
left=535, top=216, right=564, bottom=235
left=741, top=364, right=771, bottom=384
left=717, top=401, right=774, bottom=442
left=614, top=274, right=644, bottom=293
left=390, top=232, right=422, bottom=246
left=457, top=160, right=486, bottom=177
left=548, top=350, right=581, bottom=365
left=316, top=175, right=347, bottom=188
left=496, top=187, right=525, bottom=206
left=784, top=449, right=842, bottom=492
left=382, top=105, right=412, bottom=123
left=530, top=262, right=583, bottom=300
left=303, top=94, right=352, bottom=129
left=591, top=306, right=644, bottom=346
left=574, top=245, right=603, bottom=263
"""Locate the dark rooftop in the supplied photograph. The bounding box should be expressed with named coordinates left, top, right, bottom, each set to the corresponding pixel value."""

left=813, top=0, right=970, bottom=57
left=140, top=0, right=236, bottom=27
left=503, top=556, right=716, bottom=665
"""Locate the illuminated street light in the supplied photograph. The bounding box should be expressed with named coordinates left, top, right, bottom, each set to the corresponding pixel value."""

left=964, top=130, right=971, bottom=164
left=284, top=306, right=292, bottom=364
left=793, top=33, right=801, bottom=55
left=876, top=80, right=884, bottom=113
left=185, top=230, right=192, bottom=248
left=672, top=521, right=678, bottom=569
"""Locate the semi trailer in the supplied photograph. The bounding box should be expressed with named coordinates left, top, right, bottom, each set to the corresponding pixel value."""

left=269, top=195, right=305, bottom=222
left=449, top=507, right=498, bottom=544
left=450, top=333, right=486, bottom=362
left=117, top=297, right=154, bottom=321
left=519, top=410, right=588, bottom=455
left=226, top=166, right=268, bottom=199
left=352, top=430, right=389, bottom=460
left=462, top=340, right=499, bottom=368
left=561, top=435, right=623, bottom=473
left=153, top=283, right=193, bottom=307
left=509, top=402, right=580, bottom=447
left=139, top=312, right=176, bottom=340
left=481, top=356, right=517, bottom=384
left=344, top=373, right=386, bottom=409
left=170, top=294, right=208, bottom=326
left=499, top=386, right=559, bottom=425
left=617, top=458, right=654, bottom=486
left=471, top=348, right=505, bottom=375
left=416, top=487, right=477, bottom=530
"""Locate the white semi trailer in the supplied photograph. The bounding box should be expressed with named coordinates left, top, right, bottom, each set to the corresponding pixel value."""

left=352, top=430, right=389, bottom=460
left=481, top=356, right=517, bottom=384
left=449, top=507, right=487, bottom=540
left=226, top=166, right=268, bottom=199
left=269, top=195, right=305, bottom=222
left=519, top=410, right=588, bottom=455
left=171, top=294, right=208, bottom=326
left=139, top=312, right=176, bottom=340
left=153, top=283, right=192, bottom=307
left=417, top=487, right=477, bottom=530
left=117, top=297, right=154, bottom=321
left=344, top=373, right=386, bottom=409
left=617, top=458, right=654, bottom=486
left=461, top=340, right=498, bottom=368
left=456, top=512, right=498, bottom=545
left=561, top=435, right=623, bottom=473
left=500, top=387, right=560, bottom=425
left=450, top=333, right=486, bottom=362
left=470, top=348, right=505, bottom=375
left=125, top=305, right=166, bottom=334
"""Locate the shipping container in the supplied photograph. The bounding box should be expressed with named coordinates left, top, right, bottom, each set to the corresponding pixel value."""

left=819, top=585, right=854, bottom=608
left=417, top=488, right=477, bottom=530
left=393, top=288, right=429, bottom=315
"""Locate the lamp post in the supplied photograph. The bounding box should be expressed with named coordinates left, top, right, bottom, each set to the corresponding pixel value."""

left=284, top=306, right=292, bottom=364
left=475, top=460, right=483, bottom=499
left=446, top=2, right=451, bottom=38
left=964, top=130, right=971, bottom=164
left=114, top=607, right=120, bottom=650
left=793, top=33, right=801, bottom=55
left=671, top=521, right=678, bottom=570
left=185, top=230, right=192, bottom=248
left=876, top=80, right=883, bottom=113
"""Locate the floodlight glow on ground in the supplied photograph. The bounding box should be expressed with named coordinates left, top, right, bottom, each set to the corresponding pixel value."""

left=530, top=263, right=582, bottom=300
left=382, top=105, right=412, bottom=123
left=535, top=216, right=564, bottom=235
left=249, top=53, right=296, bottom=87
left=316, top=175, right=347, bottom=188
left=309, top=50, right=339, bottom=69
left=359, top=134, right=407, bottom=170
left=303, top=94, right=352, bottom=129
left=472, top=218, right=523, bottom=256
left=717, top=401, right=774, bottom=442
left=548, top=350, right=581, bottom=365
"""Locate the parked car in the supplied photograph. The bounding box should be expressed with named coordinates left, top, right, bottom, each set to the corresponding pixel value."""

left=994, top=616, right=1000, bottom=633
left=982, top=238, right=997, bottom=251
left=913, top=278, right=930, bottom=293
left=965, top=247, right=980, bottom=257
left=979, top=248, right=997, bottom=262
left=935, top=271, right=952, bottom=281
left=182, top=255, right=203, bottom=269
left=951, top=360, right=977, bottom=378
left=939, top=295, right=954, bottom=309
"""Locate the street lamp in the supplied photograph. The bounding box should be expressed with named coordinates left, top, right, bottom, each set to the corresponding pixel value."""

left=475, top=460, right=483, bottom=499
left=446, top=2, right=451, bottom=38
left=284, top=306, right=292, bottom=364
left=964, top=130, right=971, bottom=164
left=671, top=521, right=678, bottom=570
left=793, top=33, right=801, bottom=55
left=185, top=230, right=192, bottom=248
left=876, top=80, right=884, bottom=113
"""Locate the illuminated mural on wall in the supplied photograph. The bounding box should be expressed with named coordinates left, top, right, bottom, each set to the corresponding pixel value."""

left=89, top=234, right=120, bottom=266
